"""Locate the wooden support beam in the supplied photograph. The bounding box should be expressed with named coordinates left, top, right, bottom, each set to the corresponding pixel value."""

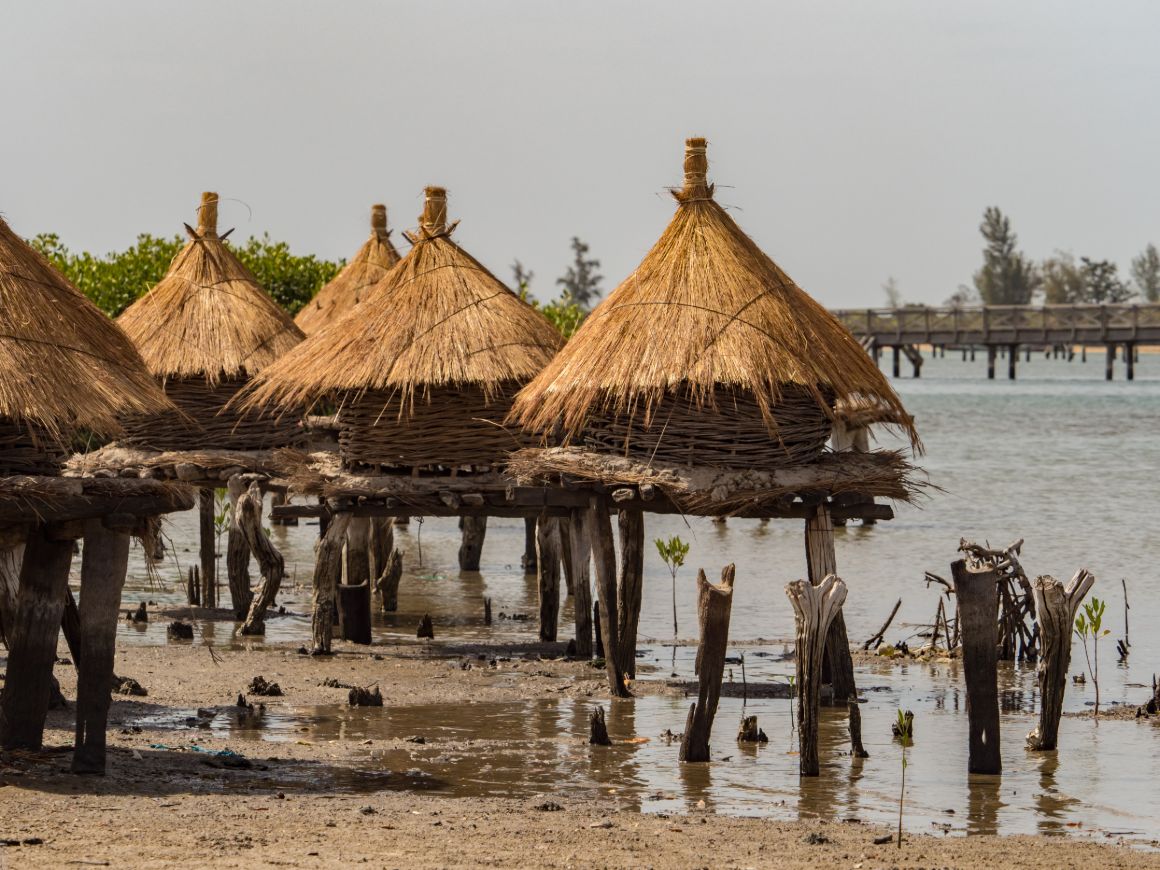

left=458, top=515, right=487, bottom=572
left=565, top=513, right=593, bottom=658
left=0, top=543, right=24, bottom=645
left=616, top=509, right=644, bottom=679
left=521, top=516, right=537, bottom=574
left=237, top=481, right=287, bottom=636
left=72, top=521, right=131, bottom=774
left=345, top=517, right=372, bottom=587
left=225, top=476, right=252, bottom=619
left=952, top=558, right=1002, bottom=774
left=536, top=514, right=562, bottom=642
left=197, top=487, right=216, bottom=609
left=311, top=512, right=352, bottom=654
left=584, top=499, right=629, bottom=697
left=0, top=524, right=76, bottom=750
left=679, top=564, right=736, bottom=762
left=1027, top=569, right=1094, bottom=751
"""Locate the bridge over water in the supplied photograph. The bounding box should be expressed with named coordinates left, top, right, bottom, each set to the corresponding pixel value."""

left=831, top=303, right=1160, bottom=380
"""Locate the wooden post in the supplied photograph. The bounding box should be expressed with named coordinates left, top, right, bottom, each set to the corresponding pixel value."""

left=952, top=558, right=1002, bottom=774
left=786, top=574, right=848, bottom=777
left=345, top=516, right=372, bottom=587
left=566, top=513, right=593, bottom=658
left=72, top=521, right=131, bottom=774
left=458, top=515, right=487, bottom=572
left=369, top=517, right=393, bottom=581
left=521, top=516, right=538, bottom=574
left=1008, top=344, right=1018, bottom=380
left=891, top=345, right=900, bottom=378
left=679, top=564, right=736, bottom=763
left=339, top=516, right=372, bottom=643
left=987, top=345, right=996, bottom=379
left=61, top=588, right=82, bottom=665
left=1105, top=343, right=1115, bottom=380
left=1026, top=570, right=1094, bottom=751
left=536, top=514, right=562, bottom=642
left=0, top=543, right=24, bottom=645
left=225, top=476, right=252, bottom=618
left=1126, top=343, right=1136, bottom=381
left=616, top=509, right=644, bottom=679
left=0, top=524, right=76, bottom=750
left=584, top=499, right=629, bottom=697
left=198, top=488, right=216, bottom=609
left=311, top=512, right=352, bottom=654
left=237, top=482, right=286, bottom=636
left=1024, top=345, right=1031, bottom=362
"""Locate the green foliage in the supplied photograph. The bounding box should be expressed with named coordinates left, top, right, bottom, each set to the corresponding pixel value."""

left=1079, top=257, right=1134, bottom=304
left=1075, top=596, right=1111, bottom=718
left=896, top=709, right=911, bottom=848
left=1130, top=244, right=1160, bottom=302
left=518, top=286, right=588, bottom=339
left=654, top=535, right=689, bottom=576
left=557, top=236, right=603, bottom=308
left=233, top=233, right=342, bottom=315
left=1041, top=251, right=1085, bottom=304
left=972, top=207, right=1041, bottom=305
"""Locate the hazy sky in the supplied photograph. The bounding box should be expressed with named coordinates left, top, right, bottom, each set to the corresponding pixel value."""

left=3, top=1, right=1158, bottom=308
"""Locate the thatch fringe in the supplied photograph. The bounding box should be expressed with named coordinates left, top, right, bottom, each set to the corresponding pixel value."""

left=294, top=204, right=401, bottom=335
left=509, top=138, right=920, bottom=456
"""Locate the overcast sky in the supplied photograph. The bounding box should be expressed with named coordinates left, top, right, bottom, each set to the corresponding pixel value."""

left=3, top=1, right=1158, bottom=308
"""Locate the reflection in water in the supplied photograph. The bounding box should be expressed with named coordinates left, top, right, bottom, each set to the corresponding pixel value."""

left=1033, top=754, right=1078, bottom=836
left=966, top=774, right=1004, bottom=836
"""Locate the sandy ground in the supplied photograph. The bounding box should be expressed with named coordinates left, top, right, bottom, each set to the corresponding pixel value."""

left=2, top=635, right=1159, bottom=869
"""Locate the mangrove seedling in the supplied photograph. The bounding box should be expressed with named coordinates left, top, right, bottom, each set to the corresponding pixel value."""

left=654, top=535, right=689, bottom=637
left=895, top=708, right=913, bottom=847
left=1075, top=596, right=1111, bottom=718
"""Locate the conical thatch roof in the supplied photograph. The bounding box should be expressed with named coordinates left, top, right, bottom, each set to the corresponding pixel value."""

left=244, top=187, right=564, bottom=413
left=511, top=138, right=919, bottom=448
left=0, top=215, right=173, bottom=445
left=117, top=192, right=303, bottom=384
left=294, top=204, right=401, bottom=335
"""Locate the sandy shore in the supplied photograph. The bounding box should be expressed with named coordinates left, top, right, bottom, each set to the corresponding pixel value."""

left=2, top=636, right=1158, bottom=869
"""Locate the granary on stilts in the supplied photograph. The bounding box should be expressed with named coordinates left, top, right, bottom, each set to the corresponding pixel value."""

left=242, top=186, right=566, bottom=651
left=507, top=138, right=924, bottom=772
left=75, top=193, right=307, bottom=634
left=294, top=204, right=400, bottom=335
left=0, top=214, right=193, bottom=773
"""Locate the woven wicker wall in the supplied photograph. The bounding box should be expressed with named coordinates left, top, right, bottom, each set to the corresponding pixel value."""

left=339, top=386, right=536, bottom=471
left=579, top=385, right=833, bottom=469
left=122, top=377, right=304, bottom=451
left=0, top=421, right=67, bottom=475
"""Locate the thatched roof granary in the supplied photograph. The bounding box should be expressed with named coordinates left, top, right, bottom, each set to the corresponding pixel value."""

left=0, top=216, right=173, bottom=473
left=294, top=204, right=400, bottom=335
left=116, top=192, right=305, bottom=450
left=510, top=137, right=918, bottom=469
left=244, top=186, right=564, bottom=471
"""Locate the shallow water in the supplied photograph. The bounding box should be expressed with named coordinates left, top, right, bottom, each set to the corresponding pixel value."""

left=100, top=351, right=1160, bottom=842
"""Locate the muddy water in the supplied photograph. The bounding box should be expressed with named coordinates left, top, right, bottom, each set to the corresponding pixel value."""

left=103, top=352, right=1160, bottom=842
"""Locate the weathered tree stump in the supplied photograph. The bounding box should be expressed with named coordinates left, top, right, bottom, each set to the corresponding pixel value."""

left=1027, top=569, right=1095, bottom=751
left=458, top=515, right=487, bottom=572
left=0, top=524, right=76, bottom=750
left=72, top=521, right=131, bottom=774
left=786, top=574, right=848, bottom=776
left=237, top=482, right=286, bottom=636
left=483, top=596, right=492, bottom=625
left=589, top=705, right=611, bottom=745
left=616, top=509, right=644, bottom=680
left=737, top=715, right=768, bottom=743
left=952, top=558, right=1002, bottom=774
left=339, top=515, right=372, bottom=643
left=565, top=513, right=593, bottom=658
left=197, top=488, right=216, bottom=609
left=584, top=500, right=629, bottom=697
left=679, top=564, right=736, bottom=762
left=536, top=514, right=562, bottom=641
left=417, top=613, right=434, bottom=639
left=521, top=516, right=537, bottom=574
left=311, top=512, right=352, bottom=654
left=225, top=476, right=252, bottom=619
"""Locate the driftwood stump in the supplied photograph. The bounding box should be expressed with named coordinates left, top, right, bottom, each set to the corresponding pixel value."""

left=73, top=521, right=131, bottom=774
left=237, top=482, right=286, bottom=636
left=679, top=564, right=736, bottom=762
left=953, top=558, right=1002, bottom=774
left=584, top=500, right=629, bottom=697
left=311, top=512, right=352, bottom=654
left=616, top=509, right=644, bottom=680
left=536, top=514, right=562, bottom=641
left=786, top=574, right=848, bottom=776
left=589, top=706, right=611, bottom=745
left=1027, top=569, right=1095, bottom=751
left=225, top=476, right=252, bottom=619
left=417, top=613, right=434, bottom=639
left=565, top=513, right=593, bottom=658
left=0, top=524, right=76, bottom=750
left=458, top=515, right=487, bottom=572
left=197, top=488, right=216, bottom=609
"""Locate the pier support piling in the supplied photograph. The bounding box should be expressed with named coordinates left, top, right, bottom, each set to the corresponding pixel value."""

left=1126, top=343, right=1136, bottom=381
left=1106, top=344, right=1115, bottom=381
left=892, top=345, right=900, bottom=378
left=1009, top=345, right=1018, bottom=380
left=987, top=345, right=996, bottom=380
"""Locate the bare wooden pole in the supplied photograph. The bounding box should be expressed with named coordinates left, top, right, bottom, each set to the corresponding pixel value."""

left=339, top=515, right=372, bottom=643
left=952, top=558, right=1002, bottom=774
left=197, top=487, right=216, bottom=608
left=237, top=482, right=287, bottom=636
left=369, top=517, right=393, bottom=581
left=584, top=499, right=629, bottom=697
left=805, top=505, right=857, bottom=707
left=72, top=521, right=131, bottom=774
left=616, top=509, right=644, bottom=679
left=225, top=476, right=252, bottom=618
left=536, top=514, right=562, bottom=642
left=457, top=515, right=487, bottom=572
left=1027, top=570, right=1094, bottom=751
left=786, top=574, right=848, bottom=776
left=679, top=564, right=736, bottom=762
left=311, top=512, right=352, bottom=654
left=0, top=524, right=76, bottom=750
left=566, top=512, right=593, bottom=658
left=521, top=516, right=537, bottom=574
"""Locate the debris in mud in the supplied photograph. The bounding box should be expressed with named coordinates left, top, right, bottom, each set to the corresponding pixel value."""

left=589, top=706, right=611, bottom=746
left=167, top=621, right=194, bottom=640
left=1, top=838, right=43, bottom=847
left=660, top=729, right=678, bottom=744
left=320, top=677, right=351, bottom=689
left=127, top=601, right=148, bottom=623
left=235, top=694, right=253, bottom=711
left=405, top=735, right=425, bottom=744
left=535, top=801, right=563, bottom=812
left=248, top=676, right=283, bottom=696
left=417, top=613, right=434, bottom=639
left=359, top=806, right=377, bottom=815
left=111, top=675, right=148, bottom=697
left=737, top=715, right=768, bottom=743
left=498, top=612, right=530, bottom=621
left=349, top=685, right=383, bottom=707
left=802, top=832, right=829, bottom=845
left=873, top=834, right=894, bottom=845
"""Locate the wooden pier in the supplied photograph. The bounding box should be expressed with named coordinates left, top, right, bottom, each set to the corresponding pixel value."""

left=832, top=303, right=1160, bottom=380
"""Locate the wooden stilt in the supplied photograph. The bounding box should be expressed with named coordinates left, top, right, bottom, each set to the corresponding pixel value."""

left=804, top=506, right=857, bottom=705
left=1026, top=570, right=1094, bottom=751
left=891, top=345, right=900, bottom=378
left=198, top=488, right=216, bottom=609
left=952, top=558, right=1002, bottom=774
left=987, top=345, right=996, bottom=379
left=0, top=524, right=76, bottom=750
left=616, top=509, right=644, bottom=679
left=458, top=515, right=487, bottom=572
left=679, top=564, right=736, bottom=762
left=225, top=476, right=252, bottom=618
left=311, top=512, right=352, bottom=654
left=0, top=543, right=25, bottom=645
left=521, top=516, right=537, bottom=574
left=1106, top=343, right=1115, bottom=380
left=566, top=513, right=593, bottom=658
left=60, top=588, right=82, bottom=665
left=339, top=516, right=372, bottom=643
left=72, top=521, right=131, bottom=774
left=237, top=482, right=286, bottom=636
left=786, top=574, right=848, bottom=776
left=1009, top=344, right=1018, bottom=380
left=1126, top=342, right=1136, bottom=381
left=345, top=517, right=372, bottom=587
left=369, top=517, right=393, bottom=582
left=584, top=499, right=629, bottom=697
left=536, top=514, right=562, bottom=642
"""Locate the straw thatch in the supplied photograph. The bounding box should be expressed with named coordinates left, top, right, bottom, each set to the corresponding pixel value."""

left=0, top=215, right=172, bottom=472
left=117, top=192, right=303, bottom=383
left=294, top=204, right=401, bottom=335
left=509, top=138, right=919, bottom=469
left=243, top=187, right=563, bottom=470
